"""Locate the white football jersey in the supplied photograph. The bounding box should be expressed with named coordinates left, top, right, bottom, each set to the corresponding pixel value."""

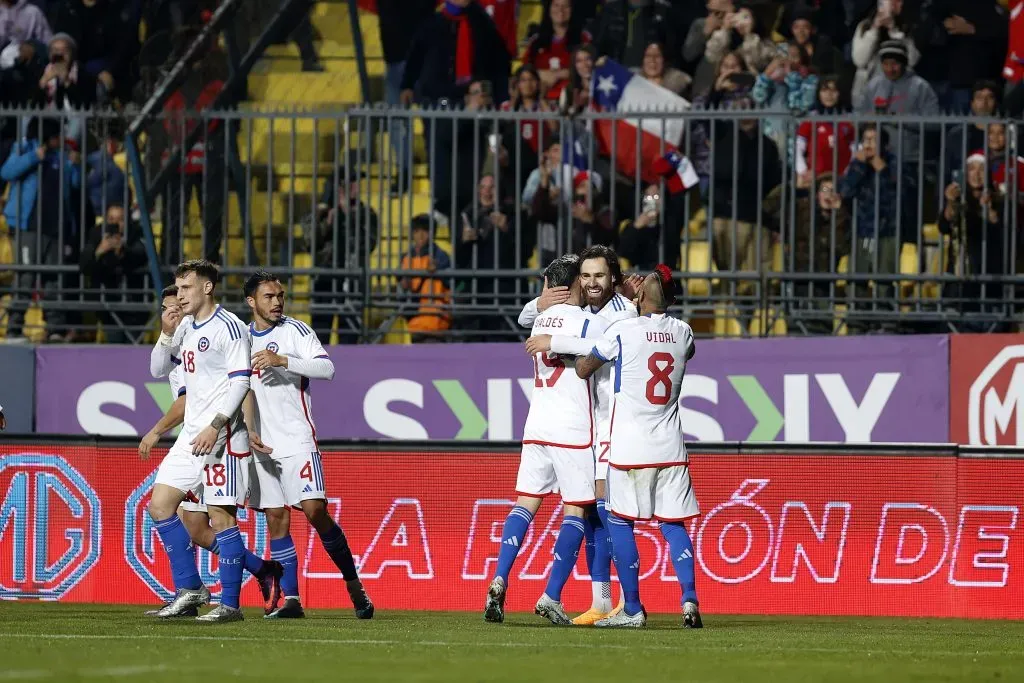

left=248, top=316, right=327, bottom=455
left=171, top=305, right=250, bottom=446
left=168, top=365, right=186, bottom=399
left=589, top=293, right=638, bottom=451
left=591, top=313, right=695, bottom=468
left=524, top=304, right=606, bottom=448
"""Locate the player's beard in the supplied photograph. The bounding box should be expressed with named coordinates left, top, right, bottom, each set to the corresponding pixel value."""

left=585, top=283, right=612, bottom=310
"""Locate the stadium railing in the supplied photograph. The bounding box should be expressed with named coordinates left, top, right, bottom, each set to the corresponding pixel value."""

left=0, top=434, right=1021, bottom=616
left=0, top=108, right=1021, bottom=343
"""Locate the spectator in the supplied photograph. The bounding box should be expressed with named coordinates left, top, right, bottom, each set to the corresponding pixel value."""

left=764, top=172, right=851, bottom=334
left=158, top=40, right=229, bottom=264
left=0, top=0, right=52, bottom=47
left=305, top=169, right=380, bottom=344
left=456, top=173, right=520, bottom=334
left=0, top=39, right=47, bottom=192
left=634, top=41, right=690, bottom=97
left=377, top=0, right=435, bottom=196
left=856, top=40, right=939, bottom=166
left=521, top=0, right=591, bottom=102
left=559, top=43, right=596, bottom=114
left=707, top=106, right=781, bottom=294
left=946, top=80, right=1000, bottom=178
left=593, top=0, right=677, bottom=70
left=429, top=79, right=493, bottom=224
left=486, top=65, right=555, bottom=202
left=915, top=0, right=1008, bottom=114
left=532, top=167, right=614, bottom=256
left=784, top=4, right=849, bottom=90
left=690, top=52, right=755, bottom=193
left=400, top=0, right=511, bottom=108
left=1, top=116, right=81, bottom=342
left=478, top=0, right=518, bottom=62
left=86, top=121, right=129, bottom=217
left=851, top=0, right=921, bottom=106
left=705, top=5, right=778, bottom=77
left=617, top=183, right=687, bottom=270
left=837, top=123, right=901, bottom=333
left=683, top=0, right=734, bottom=95
left=52, top=0, right=136, bottom=102
left=753, top=43, right=819, bottom=114
left=796, top=76, right=855, bottom=183
left=939, top=152, right=1009, bottom=326
left=39, top=33, right=99, bottom=110
left=1002, top=0, right=1024, bottom=116
left=400, top=214, right=453, bottom=338
left=80, top=202, right=149, bottom=343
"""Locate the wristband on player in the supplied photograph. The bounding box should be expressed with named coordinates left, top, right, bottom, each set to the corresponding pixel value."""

left=158, top=332, right=174, bottom=346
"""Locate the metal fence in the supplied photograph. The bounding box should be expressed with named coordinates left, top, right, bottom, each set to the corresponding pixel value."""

left=0, top=106, right=1021, bottom=343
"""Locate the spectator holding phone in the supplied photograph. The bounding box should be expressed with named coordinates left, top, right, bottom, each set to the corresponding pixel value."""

left=851, top=0, right=921, bottom=106
left=80, top=202, right=149, bottom=342
left=705, top=5, right=778, bottom=76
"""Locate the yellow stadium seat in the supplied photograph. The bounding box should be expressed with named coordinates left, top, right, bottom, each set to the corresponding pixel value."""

left=899, top=242, right=920, bottom=296
left=680, top=241, right=716, bottom=299
left=749, top=308, right=787, bottom=336
left=383, top=316, right=412, bottom=345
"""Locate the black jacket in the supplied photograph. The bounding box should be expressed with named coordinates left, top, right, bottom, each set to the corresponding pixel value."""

left=710, top=126, right=782, bottom=224
left=617, top=192, right=688, bottom=270
left=80, top=226, right=149, bottom=289
left=401, top=4, right=511, bottom=104
left=377, top=0, right=438, bottom=64
left=53, top=0, right=137, bottom=84
left=592, top=0, right=677, bottom=68
left=915, top=0, right=1008, bottom=87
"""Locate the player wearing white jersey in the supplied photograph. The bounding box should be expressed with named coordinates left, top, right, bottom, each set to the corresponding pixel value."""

left=242, top=271, right=374, bottom=620
left=575, top=266, right=703, bottom=629
left=520, top=245, right=638, bottom=625
left=138, top=285, right=282, bottom=618
left=485, top=255, right=604, bottom=626
left=148, top=260, right=264, bottom=623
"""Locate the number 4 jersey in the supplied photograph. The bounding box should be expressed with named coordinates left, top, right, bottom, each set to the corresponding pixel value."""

left=591, top=313, right=695, bottom=468
left=524, top=304, right=606, bottom=448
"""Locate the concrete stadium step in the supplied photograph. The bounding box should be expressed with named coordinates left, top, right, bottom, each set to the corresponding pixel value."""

left=248, top=73, right=363, bottom=105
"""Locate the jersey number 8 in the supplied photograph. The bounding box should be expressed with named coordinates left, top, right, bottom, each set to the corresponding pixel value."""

left=646, top=352, right=674, bottom=405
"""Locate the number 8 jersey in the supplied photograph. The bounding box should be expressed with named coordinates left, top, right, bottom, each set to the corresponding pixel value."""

left=591, top=313, right=695, bottom=468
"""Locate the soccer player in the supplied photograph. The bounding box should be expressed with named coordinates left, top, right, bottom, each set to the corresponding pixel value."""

left=520, top=245, right=639, bottom=625
left=148, top=259, right=264, bottom=622
left=243, top=270, right=374, bottom=619
left=138, top=285, right=282, bottom=617
left=485, top=254, right=604, bottom=625
left=574, top=265, right=702, bottom=628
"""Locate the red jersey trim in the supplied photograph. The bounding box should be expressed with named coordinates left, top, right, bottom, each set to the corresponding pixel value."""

left=224, top=422, right=251, bottom=459
left=609, top=461, right=689, bottom=470
left=514, top=490, right=550, bottom=499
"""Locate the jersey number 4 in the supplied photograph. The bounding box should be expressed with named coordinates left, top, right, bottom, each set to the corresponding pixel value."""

left=646, top=352, right=674, bottom=405
left=533, top=353, right=564, bottom=388
left=183, top=350, right=196, bottom=373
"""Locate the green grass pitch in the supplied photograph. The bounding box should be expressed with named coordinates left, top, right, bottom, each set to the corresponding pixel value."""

left=0, top=604, right=1021, bottom=682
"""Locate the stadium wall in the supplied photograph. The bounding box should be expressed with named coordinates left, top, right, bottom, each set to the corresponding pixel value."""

left=0, top=438, right=1021, bottom=618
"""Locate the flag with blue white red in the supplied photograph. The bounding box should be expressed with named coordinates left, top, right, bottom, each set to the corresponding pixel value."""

left=590, top=58, right=691, bottom=185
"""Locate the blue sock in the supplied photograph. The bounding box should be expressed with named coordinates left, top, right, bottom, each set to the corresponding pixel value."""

left=495, top=505, right=533, bottom=583
left=319, top=523, right=358, bottom=581
left=583, top=512, right=596, bottom=577
left=592, top=500, right=611, bottom=583
left=214, top=527, right=244, bottom=609
left=271, top=536, right=300, bottom=598
left=153, top=514, right=202, bottom=591
left=662, top=521, right=698, bottom=606
left=607, top=513, right=643, bottom=616
left=544, top=515, right=585, bottom=602
left=243, top=550, right=264, bottom=577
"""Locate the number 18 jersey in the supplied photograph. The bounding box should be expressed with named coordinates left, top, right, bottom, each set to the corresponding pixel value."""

left=524, top=304, right=606, bottom=449
left=591, top=313, right=695, bottom=468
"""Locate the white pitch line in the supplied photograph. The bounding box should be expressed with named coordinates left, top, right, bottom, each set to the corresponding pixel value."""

left=0, top=632, right=1015, bottom=659
left=0, top=664, right=168, bottom=681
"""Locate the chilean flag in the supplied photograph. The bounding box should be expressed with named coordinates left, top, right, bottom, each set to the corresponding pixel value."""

left=591, top=59, right=690, bottom=185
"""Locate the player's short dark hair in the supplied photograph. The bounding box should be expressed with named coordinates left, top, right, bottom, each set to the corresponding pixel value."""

left=243, top=269, right=280, bottom=298
left=174, top=259, right=219, bottom=287
left=578, top=245, right=623, bottom=286
left=160, top=285, right=178, bottom=299
left=543, top=254, right=580, bottom=289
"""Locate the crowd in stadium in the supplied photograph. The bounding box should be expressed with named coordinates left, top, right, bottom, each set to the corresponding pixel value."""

left=0, top=0, right=1022, bottom=343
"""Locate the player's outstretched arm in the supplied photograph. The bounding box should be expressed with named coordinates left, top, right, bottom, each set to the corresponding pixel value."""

left=518, top=297, right=541, bottom=328
left=139, top=394, right=185, bottom=460
left=519, top=277, right=572, bottom=327
left=577, top=334, right=617, bottom=379
left=575, top=353, right=607, bottom=380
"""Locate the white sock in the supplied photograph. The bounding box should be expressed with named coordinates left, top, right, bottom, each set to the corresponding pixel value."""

left=592, top=582, right=612, bottom=613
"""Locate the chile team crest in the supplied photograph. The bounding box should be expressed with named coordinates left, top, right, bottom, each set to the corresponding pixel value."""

left=198, top=337, right=210, bottom=352
left=266, top=342, right=279, bottom=353
left=0, top=454, right=101, bottom=600
left=125, top=469, right=268, bottom=601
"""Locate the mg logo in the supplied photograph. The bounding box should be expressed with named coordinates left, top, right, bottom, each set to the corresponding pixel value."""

left=968, top=345, right=1024, bottom=445
left=125, top=469, right=268, bottom=601
left=0, top=454, right=101, bottom=600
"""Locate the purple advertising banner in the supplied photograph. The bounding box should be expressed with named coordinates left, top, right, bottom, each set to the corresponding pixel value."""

left=35, top=335, right=950, bottom=442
